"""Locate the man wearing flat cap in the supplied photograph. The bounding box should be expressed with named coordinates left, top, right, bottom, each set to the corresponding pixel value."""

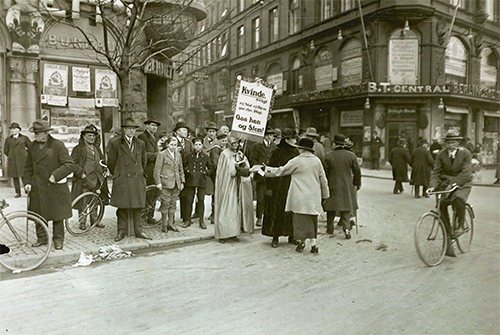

left=4, top=122, right=31, bottom=198
left=138, top=116, right=161, bottom=187
left=107, top=118, right=151, bottom=242
left=23, top=120, right=74, bottom=250
left=71, top=125, right=109, bottom=231
left=203, top=121, right=218, bottom=152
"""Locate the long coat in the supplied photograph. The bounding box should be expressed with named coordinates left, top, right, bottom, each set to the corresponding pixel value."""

left=182, top=151, right=213, bottom=188
left=262, top=140, right=299, bottom=237
left=265, top=151, right=329, bottom=215
left=107, top=136, right=147, bottom=209
left=137, top=131, right=158, bottom=186
left=71, top=140, right=110, bottom=205
left=154, top=149, right=185, bottom=189
left=249, top=141, right=276, bottom=184
left=389, top=145, right=411, bottom=182
left=430, top=147, right=472, bottom=202
left=4, top=134, right=31, bottom=177
left=323, top=146, right=361, bottom=212
left=370, top=136, right=384, bottom=159
left=23, top=135, right=74, bottom=221
left=410, top=145, right=434, bottom=187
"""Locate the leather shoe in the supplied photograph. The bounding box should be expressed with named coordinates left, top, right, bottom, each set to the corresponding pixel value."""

left=14, top=193, right=21, bottom=198
left=295, top=242, right=305, bottom=253
left=256, top=218, right=262, bottom=227
left=54, top=244, right=63, bottom=250
left=136, top=232, right=152, bottom=240
left=168, top=224, right=180, bottom=232
left=115, top=231, right=126, bottom=242
left=310, top=245, right=319, bottom=254
left=32, top=241, right=47, bottom=247
left=271, top=237, right=279, bottom=248
left=182, top=221, right=192, bottom=228
left=199, top=222, right=207, bottom=229
left=345, top=229, right=351, bottom=239
left=79, top=223, right=86, bottom=230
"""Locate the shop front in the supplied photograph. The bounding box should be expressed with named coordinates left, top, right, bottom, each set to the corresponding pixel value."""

left=482, top=111, right=499, bottom=165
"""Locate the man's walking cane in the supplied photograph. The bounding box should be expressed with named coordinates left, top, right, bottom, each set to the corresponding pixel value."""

left=355, top=187, right=359, bottom=234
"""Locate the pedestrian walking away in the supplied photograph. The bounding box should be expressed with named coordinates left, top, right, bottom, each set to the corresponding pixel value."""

left=107, top=117, right=151, bottom=242
left=389, top=138, right=412, bottom=194
left=263, top=138, right=329, bottom=254
left=410, top=139, right=434, bottom=198
left=304, top=127, right=325, bottom=166
left=154, top=136, right=185, bottom=233
left=23, top=120, right=74, bottom=250
left=4, top=122, right=31, bottom=198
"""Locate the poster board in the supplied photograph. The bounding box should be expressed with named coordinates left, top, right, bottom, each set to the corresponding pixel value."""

left=231, top=77, right=276, bottom=143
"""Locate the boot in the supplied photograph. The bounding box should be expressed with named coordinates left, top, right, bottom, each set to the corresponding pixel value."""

left=167, top=212, right=179, bottom=232
left=161, top=213, right=168, bottom=233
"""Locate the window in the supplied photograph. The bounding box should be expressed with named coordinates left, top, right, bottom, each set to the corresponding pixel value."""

left=207, top=41, right=212, bottom=63
left=341, top=0, right=355, bottom=12
left=480, top=48, right=498, bottom=89
left=220, top=32, right=228, bottom=57
left=237, top=25, right=245, bottom=56
left=321, top=0, right=334, bottom=20
left=445, top=36, right=468, bottom=84
left=290, top=57, right=301, bottom=93
left=266, top=63, right=283, bottom=95
left=388, top=29, right=420, bottom=85
left=269, top=7, right=279, bottom=43
left=239, top=0, right=245, bottom=12
left=288, top=0, right=300, bottom=35
left=252, top=17, right=260, bottom=49
left=340, top=39, right=362, bottom=86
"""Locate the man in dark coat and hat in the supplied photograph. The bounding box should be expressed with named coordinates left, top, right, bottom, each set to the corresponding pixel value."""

left=71, top=125, right=109, bottom=230
left=138, top=116, right=161, bottom=186
left=203, top=121, right=218, bottom=152
left=323, top=134, right=362, bottom=239
left=249, top=127, right=276, bottom=227
left=410, top=139, right=434, bottom=198
left=107, top=118, right=151, bottom=242
left=389, top=138, right=412, bottom=194
left=429, top=129, right=472, bottom=238
left=370, top=131, right=384, bottom=170
left=262, top=128, right=299, bottom=247
left=4, top=122, right=31, bottom=197
left=305, top=127, right=325, bottom=166
left=174, top=121, right=193, bottom=223
left=23, top=120, right=74, bottom=250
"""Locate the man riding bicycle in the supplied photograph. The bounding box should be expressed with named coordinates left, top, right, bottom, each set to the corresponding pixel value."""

left=428, top=129, right=473, bottom=239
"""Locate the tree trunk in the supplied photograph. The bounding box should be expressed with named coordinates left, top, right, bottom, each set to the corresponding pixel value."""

left=119, top=68, right=148, bottom=125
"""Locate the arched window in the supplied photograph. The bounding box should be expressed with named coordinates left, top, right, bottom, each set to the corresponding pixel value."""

left=340, top=39, right=362, bottom=87
left=290, top=57, right=301, bottom=93
left=266, top=62, right=283, bottom=95
left=388, top=28, right=420, bottom=85
left=314, top=48, right=333, bottom=90
left=480, top=48, right=498, bottom=89
left=445, top=36, right=468, bottom=84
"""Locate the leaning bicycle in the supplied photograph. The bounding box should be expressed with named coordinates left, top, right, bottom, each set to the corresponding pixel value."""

left=414, top=184, right=474, bottom=267
left=0, top=199, right=52, bottom=272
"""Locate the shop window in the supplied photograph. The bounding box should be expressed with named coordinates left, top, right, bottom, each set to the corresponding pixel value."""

left=289, top=57, right=301, bottom=94
left=340, top=39, right=362, bottom=87
left=321, top=0, right=334, bottom=20
left=269, top=7, right=279, bottom=43
left=482, top=116, right=499, bottom=164
left=445, top=36, right=468, bottom=84
left=237, top=25, right=245, bottom=56
left=388, top=28, right=420, bottom=85
left=314, top=48, right=333, bottom=90
left=480, top=48, right=498, bottom=89
left=266, top=62, right=283, bottom=95
left=288, top=0, right=300, bottom=35
left=252, top=17, right=260, bottom=50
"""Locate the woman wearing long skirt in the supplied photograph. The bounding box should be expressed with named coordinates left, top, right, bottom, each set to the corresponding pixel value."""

left=264, top=138, right=329, bottom=254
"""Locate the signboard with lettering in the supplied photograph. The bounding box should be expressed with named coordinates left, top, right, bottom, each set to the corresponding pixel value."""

left=231, top=78, right=275, bottom=143
left=315, top=65, right=333, bottom=90
left=143, top=59, right=173, bottom=79
left=267, top=73, right=283, bottom=96
left=72, top=67, right=91, bottom=92
left=342, top=57, right=362, bottom=87
left=42, top=63, right=68, bottom=106
left=445, top=37, right=467, bottom=78
left=340, top=110, right=363, bottom=127
left=389, top=38, right=418, bottom=85
left=95, top=69, right=119, bottom=107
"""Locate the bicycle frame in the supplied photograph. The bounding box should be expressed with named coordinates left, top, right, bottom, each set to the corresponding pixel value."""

left=0, top=210, right=23, bottom=243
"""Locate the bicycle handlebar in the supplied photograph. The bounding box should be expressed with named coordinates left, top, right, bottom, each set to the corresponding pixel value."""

left=426, top=184, right=461, bottom=196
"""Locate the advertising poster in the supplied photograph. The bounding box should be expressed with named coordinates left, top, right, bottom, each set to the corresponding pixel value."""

left=389, top=38, right=418, bottom=85
left=95, top=69, right=119, bottom=107
left=72, top=67, right=91, bottom=92
left=231, top=78, right=275, bottom=143
left=43, top=63, right=68, bottom=106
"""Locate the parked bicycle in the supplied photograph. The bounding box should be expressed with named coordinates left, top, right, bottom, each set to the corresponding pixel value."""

left=414, top=184, right=474, bottom=267
left=65, top=161, right=161, bottom=236
left=0, top=199, right=52, bottom=272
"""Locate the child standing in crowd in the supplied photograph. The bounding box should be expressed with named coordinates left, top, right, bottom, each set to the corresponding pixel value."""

left=154, top=137, right=185, bottom=233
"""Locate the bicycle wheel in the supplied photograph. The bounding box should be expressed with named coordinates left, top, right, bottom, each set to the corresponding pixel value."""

left=0, top=211, right=52, bottom=272
left=456, top=205, right=474, bottom=253
left=66, top=192, right=105, bottom=237
left=414, top=212, right=447, bottom=266
left=141, top=185, right=161, bottom=228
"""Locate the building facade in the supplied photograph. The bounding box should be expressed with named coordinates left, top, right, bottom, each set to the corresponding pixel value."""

left=174, top=0, right=499, bottom=166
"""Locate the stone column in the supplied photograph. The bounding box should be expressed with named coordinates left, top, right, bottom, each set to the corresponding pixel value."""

left=9, top=56, right=38, bottom=130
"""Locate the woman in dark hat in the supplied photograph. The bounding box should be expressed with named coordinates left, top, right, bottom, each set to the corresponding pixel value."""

left=389, top=137, right=412, bottom=194
left=4, top=122, right=31, bottom=197
left=263, top=138, right=329, bottom=254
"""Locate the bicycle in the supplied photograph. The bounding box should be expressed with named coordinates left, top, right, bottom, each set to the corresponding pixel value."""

left=65, top=161, right=161, bottom=236
left=414, top=184, right=474, bottom=267
left=0, top=199, right=52, bottom=272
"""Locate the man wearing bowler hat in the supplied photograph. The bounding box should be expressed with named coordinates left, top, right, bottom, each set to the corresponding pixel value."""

left=138, top=116, right=161, bottom=187
left=107, top=117, right=151, bottom=242
left=305, top=127, right=325, bottom=166
left=174, top=121, right=193, bottom=156
left=23, top=120, right=74, bottom=250
left=4, top=122, right=31, bottom=198
left=203, top=121, right=218, bottom=151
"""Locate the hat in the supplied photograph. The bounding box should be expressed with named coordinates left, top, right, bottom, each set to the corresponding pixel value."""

left=305, top=127, right=319, bottom=137
left=281, top=128, right=296, bottom=139
left=333, top=134, right=346, bottom=145
left=173, top=121, right=189, bottom=132
left=265, top=127, right=275, bottom=135
left=204, top=122, right=218, bottom=131
left=216, top=131, right=228, bottom=139
left=29, top=120, right=53, bottom=133
left=192, top=137, right=204, bottom=144
left=444, top=128, right=463, bottom=141
left=144, top=116, right=161, bottom=126
left=9, top=122, right=21, bottom=130
left=294, top=138, right=315, bottom=152
left=273, top=128, right=282, bottom=138
left=121, top=118, right=139, bottom=128
left=398, top=138, right=407, bottom=146
left=81, top=125, right=98, bottom=135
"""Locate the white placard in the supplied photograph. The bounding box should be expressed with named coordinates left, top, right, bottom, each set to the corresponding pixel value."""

left=72, top=67, right=91, bottom=92
left=389, top=38, right=418, bottom=85
left=95, top=69, right=118, bottom=106
left=267, top=73, right=283, bottom=96
left=342, top=57, right=362, bottom=86
left=445, top=57, right=466, bottom=77
left=232, top=79, right=274, bottom=140
left=43, top=63, right=68, bottom=104
left=315, top=64, right=333, bottom=90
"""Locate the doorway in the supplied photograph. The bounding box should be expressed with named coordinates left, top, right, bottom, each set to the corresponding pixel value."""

left=387, top=122, right=417, bottom=154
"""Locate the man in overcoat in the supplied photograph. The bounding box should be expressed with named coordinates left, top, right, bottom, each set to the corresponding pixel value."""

left=71, top=125, right=109, bottom=230
left=174, top=121, right=194, bottom=223
left=4, top=122, right=31, bottom=197
left=305, top=127, right=325, bottom=166
left=429, top=129, right=472, bottom=238
left=138, top=116, right=161, bottom=186
left=389, top=138, right=411, bottom=194
left=23, top=120, right=74, bottom=250
left=249, top=127, right=276, bottom=227
left=410, top=139, right=434, bottom=198
left=107, top=118, right=151, bottom=242
left=370, top=131, right=384, bottom=170
left=323, top=134, right=362, bottom=239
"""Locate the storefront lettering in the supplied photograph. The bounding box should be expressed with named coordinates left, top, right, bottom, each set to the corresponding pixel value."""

left=143, top=59, right=173, bottom=79
left=45, top=34, right=115, bottom=50
left=368, top=82, right=499, bottom=99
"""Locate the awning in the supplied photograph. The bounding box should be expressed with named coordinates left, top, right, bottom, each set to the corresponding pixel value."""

left=271, top=108, right=294, bottom=114
left=446, top=106, right=469, bottom=114
left=484, top=111, right=500, bottom=118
